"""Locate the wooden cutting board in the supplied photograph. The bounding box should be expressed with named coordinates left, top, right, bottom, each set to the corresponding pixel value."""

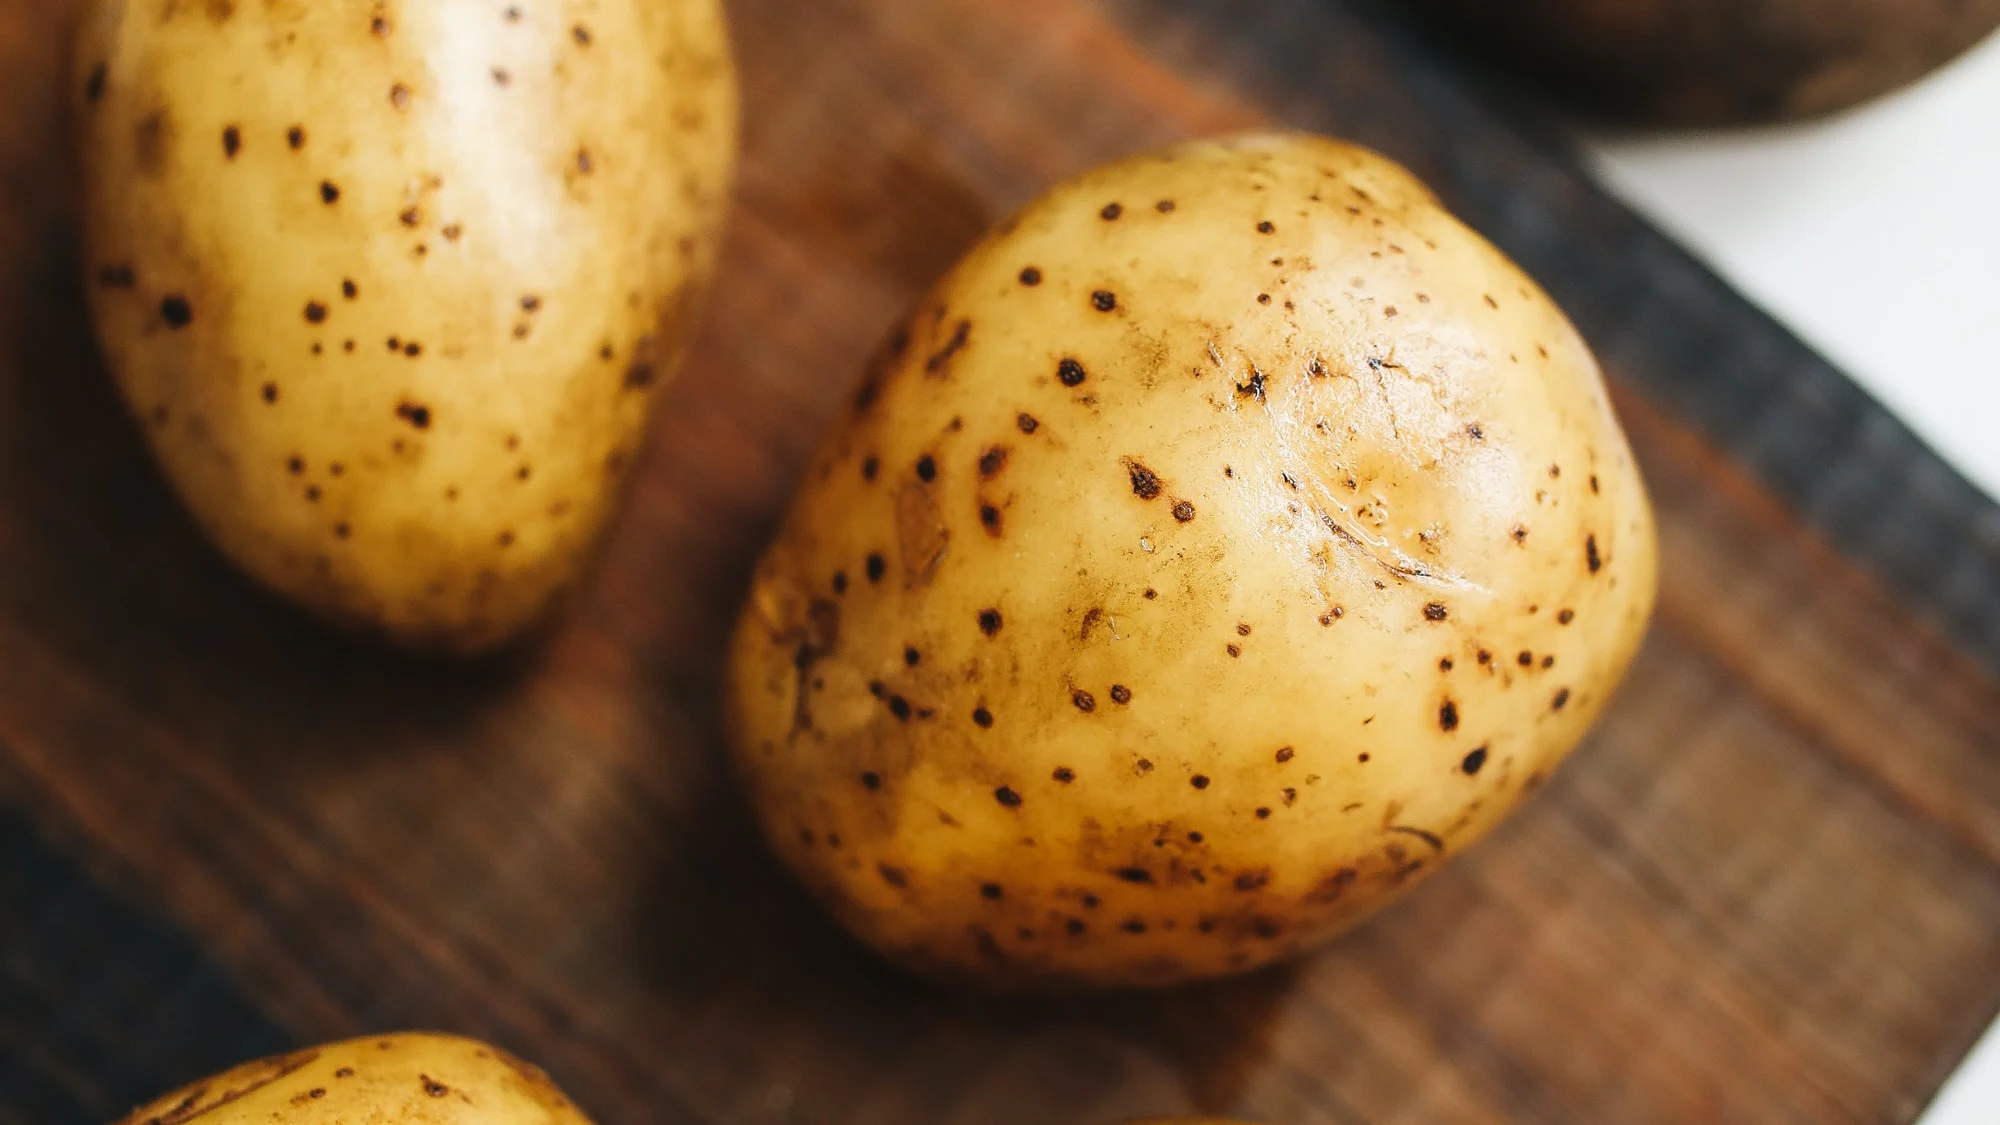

left=4, top=1, right=2000, bottom=1124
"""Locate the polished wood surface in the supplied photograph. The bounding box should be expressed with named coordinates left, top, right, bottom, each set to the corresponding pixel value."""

left=3, top=2, right=1998, bottom=1124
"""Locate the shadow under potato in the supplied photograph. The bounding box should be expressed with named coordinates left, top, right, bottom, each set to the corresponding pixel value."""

left=1390, top=0, right=2000, bottom=125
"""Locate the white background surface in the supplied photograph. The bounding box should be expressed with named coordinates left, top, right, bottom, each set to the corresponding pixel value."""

left=1577, top=32, right=2000, bottom=1123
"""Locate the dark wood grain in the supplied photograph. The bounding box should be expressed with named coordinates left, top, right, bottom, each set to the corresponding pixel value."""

left=3, top=2, right=1999, bottom=1125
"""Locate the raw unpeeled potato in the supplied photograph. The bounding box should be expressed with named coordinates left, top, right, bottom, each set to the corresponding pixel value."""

left=726, top=132, right=1657, bottom=988
left=74, top=0, right=738, bottom=651
left=111, top=1034, right=590, bottom=1125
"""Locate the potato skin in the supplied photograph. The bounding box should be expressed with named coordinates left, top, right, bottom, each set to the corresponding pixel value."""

left=110, top=1033, right=591, bottom=1125
left=74, top=0, right=737, bottom=652
left=1410, top=0, right=2000, bottom=124
left=725, top=133, right=1656, bottom=989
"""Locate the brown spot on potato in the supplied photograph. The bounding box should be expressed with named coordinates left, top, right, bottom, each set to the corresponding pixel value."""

left=865, top=553, right=886, bottom=583
left=1226, top=643, right=1242, bottom=657
left=973, top=707, right=994, bottom=728
left=978, top=608, right=1002, bottom=636
left=1115, top=867, right=1152, bottom=884
left=916, top=455, right=937, bottom=482
left=861, top=770, right=881, bottom=790
left=85, top=62, right=107, bottom=102
left=878, top=864, right=908, bottom=888
left=1019, top=266, right=1042, bottom=286
left=1109, top=684, right=1131, bottom=704
left=1439, top=699, right=1460, bottom=731
left=1058, top=357, right=1087, bottom=387
left=1462, top=746, right=1489, bottom=775
left=1171, top=500, right=1196, bottom=522
left=1552, top=688, right=1571, bottom=711
left=979, top=504, right=1003, bottom=533
left=1586, top=534, right=1603, bottom=573
left=572, top=23, right=592, bottom=45
left=1558, top=608, right=1575, bottom=625
left=222, top=126, right=241, bottom=158
left=1091, top=290, right=1117, bottom=312
left=1255, top=806, right=1272, bottom=819
left=1424, top=602, right=1448, bottom=621
left=286, top=125, right=306, bottom=150
left=320, top=181, right=341, bottom=204
left=1257, top=220, right=1276, bottom=233
left=982, top=882, right=1005, bottom=899
left=159, top=296, right=192, bottom=328
left=420, top=1076, right=448, bottom=1098
left=395, top=402, right=431, bottom=429
left=1126, top=460, right=1162, bottom=499
left=1190, top=775, right=1210, bottom=790
left=261, top=383, right=278, bottom=404
left=1072, top=689, right=1096, bottom=713
left=390, top=82, right=411, bottom=109
left=304, top=301, right=327, bottom=324
left=995, top=786, right=1023, bottom=808
left=1017, top=413, right=1040, bottom=434
left=978, top=446, right=1008, bottom=477
left=342, top=279, right=358, bottom=299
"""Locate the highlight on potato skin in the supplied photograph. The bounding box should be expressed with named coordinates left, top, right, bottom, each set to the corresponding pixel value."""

left=73, top=0, right=739, bottom=653
left=109, top=1033, right=593, bottom=1125
left=726, top=131, right=1658, bottom=990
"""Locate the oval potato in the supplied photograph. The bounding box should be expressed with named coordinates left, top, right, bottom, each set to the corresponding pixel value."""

left=75, top=0, right=738, bottom=651
left=726, top=132, right=1657, bottom=988
left=111, top=1033, right=591, bottom=1125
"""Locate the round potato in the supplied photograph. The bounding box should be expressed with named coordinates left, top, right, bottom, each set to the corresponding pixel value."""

left=726, top=132, right=1657, bottom=989
left=1409, top=0, right=2000, bottom=124
left=111, top=1033, right=591, bottom=1125
left=74, top=0, right=738, bottom=652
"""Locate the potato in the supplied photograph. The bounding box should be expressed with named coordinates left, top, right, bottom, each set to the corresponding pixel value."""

left=74, top=0, right=737, bottom=651
left=111, top=1034, right=591, bottom=1125
left=1409, top=0, right=2000, bottom=124
left=725, top=132, right=1657, bottom=989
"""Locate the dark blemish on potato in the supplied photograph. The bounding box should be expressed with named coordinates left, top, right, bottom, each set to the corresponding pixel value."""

left=85, top=62, right=107, bottom=102
left=1462, top=746, right=1489, bottom=775
left=916, top=455, right=937, bottom=482
left=1255, top=807, right=1272, bottom=819
left=341, top=278, right=358, bottom=300
left=574, top=148, right=594, bottom=175
left=1115, top=867, right=1152, bottom=884
left=343, top=338, right=356, bottom=352
left=1358, top=752, right=1371, bottom=764
left=1549, top=464, right=1562, bottom=479
left=1552, top=688, right=1571, bottom=712
left=222, top=126, right=241, bottom=158
left=493, top=67, right=511, bottom=85
left=320, top=181, right=341, bottom=204
left=831, top=570, right=848, bottom=595
left=1057, top=357, right=1088, bottom=388
left=159, top=296, right=192, bottom=328
left=1256, top=293, right=1272, bottom=305
left=981, top=882, right=1004, bottom=899
left=1155, top=199, right=1177, bottom=213
left=878, top=864, right=908, bottom=888
left=1226, top=644, right=1241, bottom=658
left=1518, top=650, right=1536, bottom=668
left=861, top=770, right=881, bottom=790
left=1234, top=870, right=1268, bottom=891
left=1483, top=294, right=1499, bottom=309
left=1318, top=608, right=1341, bottom=625
left=1557, top=608, right=1575, bottom=625
left=1126, top=460, right=1161, bottom=499
left=995, top=786, right=1023, bottom=808
left=1439, top=699, right=1460, bottom=731
left=261, top=383, right=278, bottom=404
left=399, top=207, right=421, bottom=228
left=403, top=341, right=422, bottom=357
left=287, top=456, right=304, bottom=474
left=1091, top=290, right=1117, bottom=312
left=1511, top=524, right=1529, bottom=545
left=1016, top=413, right=1040, bottom=434
left=886, top=694, right=910, bottom=720
left=978, top=608, right=1002, bottom=636
left=1109, top=684, right=1131, bottom=705
left=903, top=646, right=921, bottom=667
left=441, top=223, right=462, bottom=242
left=978, top=446, right=1008, bottom=477
left=1423, top=602, right=1448, bottom=622
left=1019, top=266, right=1042, bottom=286
left=307, top=1089, right=325, bottom=1100
left=372, top=13, right=391, bottom=33
left=286, top=125, right=306, bottom=150
left=1171, top=500, right=1196, bottom=522
left=826, top=832, right=842, bottom=849
left=421, top=1076, right=448, bottom=1098
left=979, top=504, right=1002, bottom=533
left=864, top=553, right=886, bottom=583
left=497, top=529, right=515, bottom=547
left=1099, top=201, right=1126, bottom=220
left=924, top=320, right=970, bottom=375
left=390, top=82, right=411, bottom=109
left=973, top=707, right=994, bottom=728
left=1274, top=746, right=1296, bottom=765
left=333, top=522, right=350, bottom=540
left=334, top=1068, right=354, bottom=1079
left=1439, top=656, right=1455, bottom=671
left=1190, top=775, right=1210, bottom=790
left=1257, top=221, right=1276, bottom=234
left=502, top=5, right=520, bottom=20
left=1066, top=918, right=1087, bottom=934
left=395, top=402, right=431, bottom=429
left=1235, top=622, right=1253, bottom=637
left=572, top=23, right=592, bottom=45
left=304, top=300, right=327, bottom=324
left=1121, top=919, right=1148, bottom=934
left=306, top=485, right=321, bottom=502
left=97, top=264, right=136, bottom=288
left=1072, top=689, right=1096, bottom=713
left=1236, top=370, right=1266, bottom=400
left=1586, top=535, right=1602, bottom=574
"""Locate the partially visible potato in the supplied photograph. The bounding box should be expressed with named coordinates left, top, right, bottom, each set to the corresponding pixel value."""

left=74, top=0, right=738, bottom=652
left=112, top=1034, right=591, bottom=1125
left=726, top=132, right=1657, bottom=989
left=1409, top=0, right=2000, bottom=124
